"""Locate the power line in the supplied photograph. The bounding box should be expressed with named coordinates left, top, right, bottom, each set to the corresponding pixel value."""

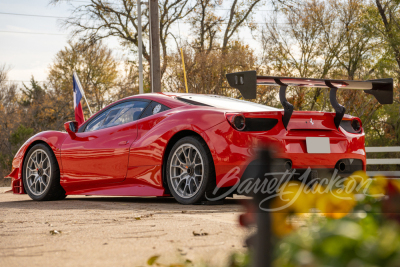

left=215, top=9, right=276, bottom=12
left=0, top=19, right=291, bottom=36
left=0, top=10, right=287, bottom=37
left=0, top=12, right=68, bottom=19
left=0, top=9, right=276, bottom=20
left=61, top=0, right=278, bottom=11
left=0, top=31, right=66, bottom=35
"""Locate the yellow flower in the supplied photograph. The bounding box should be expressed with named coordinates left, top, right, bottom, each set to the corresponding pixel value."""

left=271, top=211, right=295, bottom=237
left=316, top=189, right=356, bottom=219
left=368, top=175, right=388, bottom=197
left=307, top=183, right=326, bottom=208
left=270, top=181, right=314, bottom=237
left=344, top=171, right=369, bottom=193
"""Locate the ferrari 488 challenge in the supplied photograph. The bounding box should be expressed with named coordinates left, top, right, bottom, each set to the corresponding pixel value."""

left=6, top=71, right=393, bottom=204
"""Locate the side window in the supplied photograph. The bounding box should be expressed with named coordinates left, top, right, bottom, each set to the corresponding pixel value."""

left=102, top=101, right=149, bottom=128
left=85, top=100, right=149, bottom=132
left=140, top=101, right=170, bottom=119
left=85, top=111, right=108, bottom=132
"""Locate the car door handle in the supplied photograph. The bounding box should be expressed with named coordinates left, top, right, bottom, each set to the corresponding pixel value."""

left=118, top=141, right=129, bottom=145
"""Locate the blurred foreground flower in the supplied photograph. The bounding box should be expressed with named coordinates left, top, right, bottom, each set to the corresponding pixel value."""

left=368, top=175, right=388, bottom=197
left=343, top=170, right=369, bottom=193
left=316, top=188, right=356, bottom=219
left=274, top=215, right=400, bottom=267
left=270, top=181, right=313, bottom=237
left=382, top=177, right=400, bottom=224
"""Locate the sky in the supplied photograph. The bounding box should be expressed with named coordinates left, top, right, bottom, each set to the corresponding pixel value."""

left=0, top=0, right=277, bottom=84
left=0, top=0, right=73, bottom=82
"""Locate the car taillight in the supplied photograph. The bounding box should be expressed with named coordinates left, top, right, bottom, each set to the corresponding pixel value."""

left=351, top=118, right=362, bottom=133
left=226, top=113, right=246, bottom=131
left=340, top=117, right=363, bottom=134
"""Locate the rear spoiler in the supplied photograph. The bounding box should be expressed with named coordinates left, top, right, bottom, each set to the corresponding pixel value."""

left=226, top=71, right=393, bottom=130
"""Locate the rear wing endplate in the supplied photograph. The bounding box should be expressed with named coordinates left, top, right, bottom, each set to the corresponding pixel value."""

left=226, top=71, right=393, bottom=130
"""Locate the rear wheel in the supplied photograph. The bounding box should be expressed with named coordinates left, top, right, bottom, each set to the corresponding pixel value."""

left=166, top=136, right=214, bottom=204
left=23, top=144, right=66, bottom=201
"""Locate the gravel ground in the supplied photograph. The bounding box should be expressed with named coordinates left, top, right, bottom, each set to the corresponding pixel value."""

left=0, top=188, right=250, bottom=267
left=0, top=179, right=10, bottom=187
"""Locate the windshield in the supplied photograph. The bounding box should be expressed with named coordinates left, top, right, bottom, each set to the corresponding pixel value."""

left=176, top=95, right=280, bottom=112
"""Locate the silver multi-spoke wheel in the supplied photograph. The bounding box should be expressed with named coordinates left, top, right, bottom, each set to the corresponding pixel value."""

left=25, top=149, right=51, bottom=196
left=169, top=144, right=204, bottom=199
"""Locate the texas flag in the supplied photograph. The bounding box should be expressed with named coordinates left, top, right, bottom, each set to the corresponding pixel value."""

left=72, top=72, right=85, bottom=125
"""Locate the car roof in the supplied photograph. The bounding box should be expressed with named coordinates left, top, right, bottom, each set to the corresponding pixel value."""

left=115, top=92, right=188, bottom=108
left=89, top=92, right=280, bottom=122
left=118, top=92, right=281, bottom=112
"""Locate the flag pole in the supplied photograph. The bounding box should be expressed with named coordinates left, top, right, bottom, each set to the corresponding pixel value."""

left=180, top=48, right=188, bottom=93
left=137, top=0, right=144, bottom=94
left=73, top=71, right=93, bottom=116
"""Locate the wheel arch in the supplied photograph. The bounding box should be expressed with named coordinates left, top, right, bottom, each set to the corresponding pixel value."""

left=23, top=140, right=56, bottom=167
left=161, top=130, right=215, bottom=194
left=20, top=140, right=60, bottom=193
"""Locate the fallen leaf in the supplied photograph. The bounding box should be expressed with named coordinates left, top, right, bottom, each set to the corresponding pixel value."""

left=49, top=230, right=62, bottom=235
left=134, top=217, right=141, bottom=220
left=192, top=231, right=208, bottom=236
left=147, top=255, right=160, bottom=265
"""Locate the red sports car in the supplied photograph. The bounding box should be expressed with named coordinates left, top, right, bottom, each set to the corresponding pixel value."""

left=6, top=71, right=393, bottom=204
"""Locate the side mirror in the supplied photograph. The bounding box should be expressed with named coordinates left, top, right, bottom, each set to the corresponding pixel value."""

left=64, top=121, right=79, bottom=137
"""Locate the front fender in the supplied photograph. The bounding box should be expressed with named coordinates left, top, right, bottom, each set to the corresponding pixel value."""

left=6, top=131, right=69, bottom=194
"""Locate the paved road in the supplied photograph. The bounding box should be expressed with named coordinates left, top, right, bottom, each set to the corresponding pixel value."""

left=0, top=188, right=249, bottom=267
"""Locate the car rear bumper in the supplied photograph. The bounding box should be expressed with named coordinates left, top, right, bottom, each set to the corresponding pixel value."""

left=203, top=121, right=366, bottom=188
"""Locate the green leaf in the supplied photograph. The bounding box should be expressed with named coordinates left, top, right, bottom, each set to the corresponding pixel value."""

left=147, top=255, right=160, bottom=265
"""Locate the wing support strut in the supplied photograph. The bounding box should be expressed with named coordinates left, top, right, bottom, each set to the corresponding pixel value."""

left=274, top=79, right=293, bottom=130
left=326, top=81, right=346, bottom=129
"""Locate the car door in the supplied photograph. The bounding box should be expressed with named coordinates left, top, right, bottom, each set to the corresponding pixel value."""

left=61, top=100, right=150, bottom=190
left=128, top=101, right=171, bottom=167
left=123, top=101, right=172, bottom=191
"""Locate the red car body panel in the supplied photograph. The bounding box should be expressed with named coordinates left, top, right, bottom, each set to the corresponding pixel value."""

left=7, top=131, right=68, bottom=194
left=204, top=112, right=365, bottom=188
left=6, top=93, right=366, bottom=196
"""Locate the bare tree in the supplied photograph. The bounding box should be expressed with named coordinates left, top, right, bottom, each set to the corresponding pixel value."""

left=188, top=0, right=262, bottom=52
left=222, top=0, right=262, bottom=51
left=189, top=0, right=223, bottom=52
left=262, top=1, right=324, bottom=110
left=51, top=0, right=195, bottom=77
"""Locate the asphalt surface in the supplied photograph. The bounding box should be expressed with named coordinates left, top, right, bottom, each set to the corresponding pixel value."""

left=0, top=188, right=250, bottom=267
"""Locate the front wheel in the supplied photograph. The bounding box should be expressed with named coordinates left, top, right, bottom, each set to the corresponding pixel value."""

left=22, top=144, right=66, bottom=201
left=166, top=136, right=214, bottom=204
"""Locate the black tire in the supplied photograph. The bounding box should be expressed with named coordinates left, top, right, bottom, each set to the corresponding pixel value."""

left=22, top=143, right=66, bottom=201
left=166, top=136, right=215, bottom=204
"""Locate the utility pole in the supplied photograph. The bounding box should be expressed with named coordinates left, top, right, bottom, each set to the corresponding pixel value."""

left=149, top=0, right=161, bottom=93
left=137, top=0, right=143, bottom=94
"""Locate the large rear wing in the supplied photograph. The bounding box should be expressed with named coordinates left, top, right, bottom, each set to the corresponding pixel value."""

left=226, top=70, right=393, bottom=130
